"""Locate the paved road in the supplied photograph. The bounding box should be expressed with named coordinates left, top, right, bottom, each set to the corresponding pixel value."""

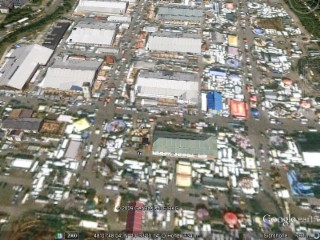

left=76, top=0, right=148, bottom=198
left=1, top=0, right=320, bottom=236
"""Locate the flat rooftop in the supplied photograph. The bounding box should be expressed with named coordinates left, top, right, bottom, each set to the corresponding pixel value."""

left=152, top=131, right=218, bottom=157
left=138, top=70, right=198, bottom=82
left=0, top=44, right=53, bottom=90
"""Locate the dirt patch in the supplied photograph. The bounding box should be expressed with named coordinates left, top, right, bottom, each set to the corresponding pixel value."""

left=257, top=17, right=284, bottom=31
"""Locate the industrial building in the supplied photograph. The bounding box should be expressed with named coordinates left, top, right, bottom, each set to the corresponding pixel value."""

left=135, top=70, right=199, bottom=105
left=43, top=22, right=70, bottom=50
left=2, top=118, right=43, bottom=132
left=147, top=31, right=201, bottom=54
left=66, top=21, right=118, bottom=46
left=202, top=92, right=223, bottom=113
left=40, top=58, right=102, bottom=92
left=156, top=5, right=203, bottom=23
left=298, top=133, right=320, bottom=167
left=202, top=177, right=229, bottom=191
left=152, top=131, right=218, bottom=159
left=74, top=0, right=128, bottom=16
left=0, top=44, right=53, bottom=90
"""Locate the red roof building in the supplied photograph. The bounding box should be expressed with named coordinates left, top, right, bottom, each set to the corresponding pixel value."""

left=105, top=56, right=114, bottom=64
left=229, top=100, right=248, bottom=119
left=125, top=202, right=144, bottom=234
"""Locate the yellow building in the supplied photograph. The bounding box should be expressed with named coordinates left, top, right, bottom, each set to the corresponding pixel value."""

left=228, top=35, right=238, bottom=47
left=176, top=162, right=192, bottom=187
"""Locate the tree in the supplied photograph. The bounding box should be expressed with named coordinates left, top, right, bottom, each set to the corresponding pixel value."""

left=85, top=188, right=96, bottom=200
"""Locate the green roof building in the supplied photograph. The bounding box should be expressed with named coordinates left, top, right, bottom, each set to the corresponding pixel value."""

left=152, top=131, right=217, bottom=159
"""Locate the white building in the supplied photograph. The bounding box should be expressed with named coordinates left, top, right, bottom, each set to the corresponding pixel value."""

left=40, top=58, right=102, bottom=92
left=147, top=31, right=202, bottom=54
left=0, top=44, right=53, bottom=90
left=67, top=21, right=118, bottom=46
left=74, top=0, right=128, bottom=16
left=11, top=158, right=34, bottom=169
left=135, top=70, right=199, bottom=105
left=108, top=15, right=131, bottom=23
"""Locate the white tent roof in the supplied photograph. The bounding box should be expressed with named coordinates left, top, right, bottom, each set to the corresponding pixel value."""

left=135, top=70, right=199, bottom=104
left=75, top=0, right=127, bottom=15
left=147, top=32, right=201, bottom=54
left=67, top=28, right=116, bottom=46
left=41, top=68, right=96, bottom=91
left=0, top=44, right=53, bottom=90
left=303, top=152, right=320, bottom=167
left=11, top=158, right=34, bottom=169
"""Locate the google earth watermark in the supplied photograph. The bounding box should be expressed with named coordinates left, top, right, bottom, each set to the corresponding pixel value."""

left=262, top=214, right=320, bottom=239
left=263, top=214, right=320, bottom=226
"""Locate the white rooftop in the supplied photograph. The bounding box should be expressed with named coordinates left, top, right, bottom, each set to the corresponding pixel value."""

left=0, top=44, right=53, bottom=90
left=67, top=21, right=117, bottom=46
left=11, top=158, right=34, bottom=169
left=135, top=70, right=199, bottom=104
left=147, top=31, right=202, bottom=54
left=40, top=59, right=101, bottom=91
left=303, top=152, right=320, bottom=167
left=75, top=0, right=128, bottom=15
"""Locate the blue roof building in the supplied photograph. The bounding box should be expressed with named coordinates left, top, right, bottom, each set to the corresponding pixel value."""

left=207, top=92, right=222, bottom=112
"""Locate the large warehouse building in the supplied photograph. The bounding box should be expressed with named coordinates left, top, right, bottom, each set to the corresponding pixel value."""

left=298, top=133, right=320, bottom=167
left=157, top=5, right=203, bottom=23
left=152, top=131, right=218, bottom=160
left=0, top=44, right=53, bottom=90
left=74, top=0, right=128, bottom=16
left=67, top=21, right=118, bottom=46
left=135, top=70, right=199, bottom=105
left=40, top=58, right=102, bottom=92
left=147, top=31, right=201, bottom=54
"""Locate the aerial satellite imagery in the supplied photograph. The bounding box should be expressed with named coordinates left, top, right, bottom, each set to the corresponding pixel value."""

left=0, top=0, right=320, bottom=239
